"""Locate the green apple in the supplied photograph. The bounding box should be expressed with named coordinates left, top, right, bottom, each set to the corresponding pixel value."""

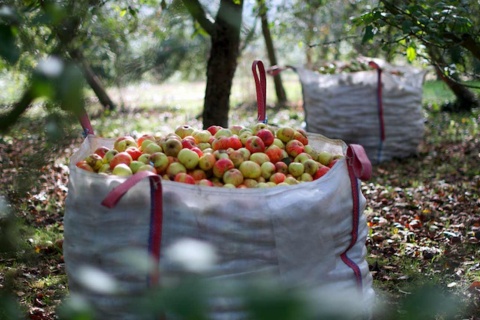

left=177, top=148, right=200, bottom=170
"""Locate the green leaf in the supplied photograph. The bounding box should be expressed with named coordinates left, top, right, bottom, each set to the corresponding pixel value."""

left=406, top=46, right=416, bottom=62
left=0, top=25, right=20, bottom=64
left=362, top=25, right=374, bottom=44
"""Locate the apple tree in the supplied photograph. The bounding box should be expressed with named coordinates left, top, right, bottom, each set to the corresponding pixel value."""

left=181, top=0, right=244, bottom=129
left=354, top=0, right=480, bottom=112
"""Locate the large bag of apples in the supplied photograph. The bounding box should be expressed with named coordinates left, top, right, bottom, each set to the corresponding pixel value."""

left=63, top=61, right=375, bottom=319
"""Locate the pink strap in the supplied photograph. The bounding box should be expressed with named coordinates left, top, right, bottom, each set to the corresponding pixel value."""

left=79, top=112, right=95, bottom=136
left=340, top=144, right=372, bottom=289
left=101, top=171, right=163, bottom=287
left=252, top=60, right=267, bottom=123
left=346, top=144, right=372, bottom=181
left=368, top=61, right=385, bottom=142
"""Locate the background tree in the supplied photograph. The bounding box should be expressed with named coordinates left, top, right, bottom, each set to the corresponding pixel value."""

left=182, top=0, right=244, bottom=129
left=354, top=0, right=480, bottom=112
left=257, top=0, right=287, bottom=106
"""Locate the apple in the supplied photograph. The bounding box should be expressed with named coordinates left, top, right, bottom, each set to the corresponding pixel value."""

left=177, top=148, right=200, bottom=170
left=103, top=149, right=118, bottom=164
left=192, top=130, right=212, bottom=144
left=85, top=153, right=104, bottom=171
left=303, top=159, right=319, bottom=175
left=328, top=159, right=339, bottom=168
left=197, top=142, right=212, bottom=151
left=245, top=136, right=265, bottom=154
left=190, top=147, right=203, bottom=158
left=276, top=126, right=295, bottom=143
left=114, top=136, right=136, bottom=152
left=137, top=134, right=156, bottom=147
left=229, top=149, right=245, bottom=167
left=318, top=151, right=334, bottom=166
left=137, top=153, right=151, bottom=164
left=162, top=138, right=183, bottom=157
left=288, top=162, right=304, bottom=177
left=197, top=179, right=214, bottom=187
left=274, top=161, right=289, bottom=174
left=76, top=160, right=94, bottom=172
left=260, top=161, right=276, bottom=180
left=189, top=169, right=208, bottom=181
left=299, top=173, right=313, bottom=182
left=238, top=147, right=251, bottom=161
left=181, top=138, right=196, bottom=149
left=223, top=168, right=244, bottom=187
left=228, top=135, right=243, bottom=150
left=250, top=152, right=270, bottom=165
left=142, top=142, right=162, bottom=154
left=269, top=172, right=286, bottom=184
left=251, top=123, right=269, bottom=134
left=94, top=146, right=110, bottom=158
left=212, top=136, right=231, bottom=151
left=198, top=153, right=216, bottom=171
left=271, top=138, right=285, bottom=149
left=239, top=131, right=253, bottom=146
left=212, top=158, right=235, bottom=178
left=112, top=163, right=133, bottom=177
left=243, top=178, right=259, bottom=188
left=313, top=165, right=330, bottom=180
left=256, top=128, right=275, bottom=147
left=265, top=145, right=285, bottom=164
left=174, top=172, right=196, bottom=184
left=293, top=129, right=309, bottom=145
left=206, top=125, right=222, bottom=136
left=213, top=150, right=229, bottom=160
left=166, top=162, right=187, bottom=179
left=130, top=160, right=146, bottom=173
left=229, top=124, right=245, bottom=135
left=125, top=146, right=142, bottom=160
left=294, top=152, right=313, bottom=164
left=137, top=164, right=156, bottom=173
left=109, top=152, right=133, bottom=170
left=257, top=182, right=270, bottom=188
left=285, top=139, right=305, bottom=158
left=149, top=152, right=169, bottom=174
left=239, top=160, right=261, bottom=179
left=284, top=176, right=299, bottom=185
left=304, top=145, right=319, bottom=160
left=214, top=128, right=233, bottom=138
left=175, top=124, right=195, bottom=138
left=98, top=163, right=111, bottom=174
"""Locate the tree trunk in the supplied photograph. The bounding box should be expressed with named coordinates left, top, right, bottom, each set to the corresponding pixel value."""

left=202, top=0, right=243, bottom=129
left=428, top=46, right=479, bottom=112
left=258, top=0, right=287, bottom=106
left=69, top=49, right=116, bottom=111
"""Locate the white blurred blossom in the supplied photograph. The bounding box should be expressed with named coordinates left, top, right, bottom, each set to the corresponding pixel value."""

left=165, top=238, right=217, bottom=273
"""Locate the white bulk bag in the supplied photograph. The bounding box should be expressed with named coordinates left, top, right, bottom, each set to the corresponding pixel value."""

left=63, top=133, right=374, bottom=320
left=294, top=58, right=427, bottom=163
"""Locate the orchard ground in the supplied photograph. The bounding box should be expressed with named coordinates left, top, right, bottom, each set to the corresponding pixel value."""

left=0, top=77, right=479, bottom=319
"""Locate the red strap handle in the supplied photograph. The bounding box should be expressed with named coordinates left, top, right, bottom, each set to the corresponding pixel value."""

left=346, top=144, right=372, bottom=181
left=368, top=61, right=385, bottom=142
left=252, top=60, right=267, bottom=123
left=79, top=111, right=95, bottom=136
left=101, top=171, right=163, bottom=287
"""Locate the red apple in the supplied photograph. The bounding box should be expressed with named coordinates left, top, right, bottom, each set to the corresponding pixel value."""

left=293, top=129, right=309, bottom=145
left=269, top=172, right=287, bottom=184
left=274, top=161, right=289, bottom=174
left=256, top=128, right=275, bottom=147
left=125, top=146, right=142, bottom=160
left=109, top=152, right=133, bottom=170
left=228, top=135, right=243, bottom=150
left=313, top=165, right=330, bottom=180
left=85, top=153, right=104, bottom=171
left=265, top=145, right=284, bottom=164
left=174, top=172, right=195, bottom=184
left=285, top=139, right=305, bottom=158
left=207, top=125, right=222, bottom=136
left=76, top=160, right=94, bottom=172
left=212, top=136, right=231, bottom=151
left=198, top=153, right=216, bottom=171
left=212, top=158, right=235, bottom=178
left=94, top=146, right=110, bottom=158
left=245, top=136, right=265, bottom=154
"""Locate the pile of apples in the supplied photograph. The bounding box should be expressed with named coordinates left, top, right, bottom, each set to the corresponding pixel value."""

left=75, top=123, right=342, bottom=188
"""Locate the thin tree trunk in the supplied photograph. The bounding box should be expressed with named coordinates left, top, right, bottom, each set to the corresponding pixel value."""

left=69, top=49, right=116, bottom=111
left=258, top=0, right=287, bottom=106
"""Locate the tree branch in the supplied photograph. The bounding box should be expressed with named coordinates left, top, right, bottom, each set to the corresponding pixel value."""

left=182, top=0, right=215, bottom=36
left=0, top=88, right=35, bottom=134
